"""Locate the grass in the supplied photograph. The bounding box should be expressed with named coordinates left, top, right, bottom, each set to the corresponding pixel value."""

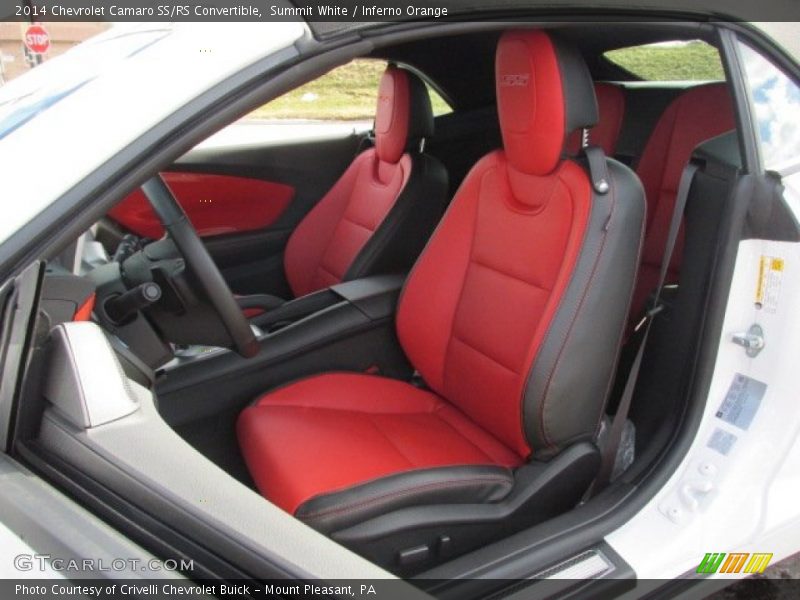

left=605, top=41, right=725, bottom=81
left=248, top=42, right=724, bottom=121
left=249, top=59, right=450, bottom=121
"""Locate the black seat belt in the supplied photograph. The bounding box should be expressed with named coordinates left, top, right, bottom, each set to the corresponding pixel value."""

left=593, top=160, right=700, bottom=493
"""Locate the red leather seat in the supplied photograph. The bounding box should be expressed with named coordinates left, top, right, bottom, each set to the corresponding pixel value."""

left=240, top=66, right=448, bottom=316
left=238, top=30, right=645, bottom=568
left=237, top=373, right=521, bottom=515
left=631, top=82, right=735, bottom=318
left=566, top=82, right=626, bottom=155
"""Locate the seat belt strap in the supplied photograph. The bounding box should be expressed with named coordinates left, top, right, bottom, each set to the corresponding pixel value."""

left=593, top=160, right=699, bottom=492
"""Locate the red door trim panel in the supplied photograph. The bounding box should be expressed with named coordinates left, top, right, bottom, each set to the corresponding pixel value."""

left=109, top=172, right=294, bottom=238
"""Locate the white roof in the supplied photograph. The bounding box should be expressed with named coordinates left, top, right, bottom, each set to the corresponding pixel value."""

left=0, top=22, right=305, bottom=245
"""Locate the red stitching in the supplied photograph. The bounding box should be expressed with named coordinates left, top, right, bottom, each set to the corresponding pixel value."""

left=299, top=476, right=511, bottom=521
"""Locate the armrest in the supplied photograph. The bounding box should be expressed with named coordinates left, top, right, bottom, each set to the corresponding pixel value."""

left=251, top=274, right=405, bottom=331
left=250, top=289, right=339, bottom=330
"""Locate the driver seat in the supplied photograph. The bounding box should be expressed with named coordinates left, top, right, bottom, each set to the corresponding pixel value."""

left=237, top=30, right=645, bottom=571
left=239, top=65, right=448, bottom=317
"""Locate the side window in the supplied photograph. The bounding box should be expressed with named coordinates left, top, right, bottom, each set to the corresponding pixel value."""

left=738, top=42, right=800, bottom=171
left=256, top=59, right=450, bottom=120
left=604, top=40, right=725, bottom=81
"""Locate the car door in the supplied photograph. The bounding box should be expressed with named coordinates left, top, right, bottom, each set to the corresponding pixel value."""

left=107, top=60, right=386, bottom=297
left=606, top=29, right=800, bottom=580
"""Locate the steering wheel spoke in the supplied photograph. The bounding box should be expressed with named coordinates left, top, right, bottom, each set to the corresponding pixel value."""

left=140, top=175, right=259, bottom=358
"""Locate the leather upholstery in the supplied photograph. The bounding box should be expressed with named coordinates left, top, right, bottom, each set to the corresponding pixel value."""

left=284, top=150, right=412, bottom=296
left=282, top=66, right=442, bottom=298
left=397, top=151, right=592, bottom=457
left=235, top=294, right=284, bottom=318
left=495, top=30, right=597, bottom=177
left=238, top=373, right=521, bottom=514
left=238, top=30, right=645, bottom=535
left=631, top=82, right=735, bottom=318
left=296, top=465, right=514, bottom=534
left=375, top=67, right=411, bottom=164
left=566, top=82, right=626, bottom=155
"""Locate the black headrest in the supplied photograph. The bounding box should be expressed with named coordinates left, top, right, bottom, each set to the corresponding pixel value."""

left=551, top=33, right=599, bottom=136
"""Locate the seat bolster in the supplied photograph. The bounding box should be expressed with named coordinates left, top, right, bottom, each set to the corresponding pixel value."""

left=523, top=159, right=645, bottom=458
left=343, top=153, right=448, bottom=282
left=295, top=465, right=514, bottom=534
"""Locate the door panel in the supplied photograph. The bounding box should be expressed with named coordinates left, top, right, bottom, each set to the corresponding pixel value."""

left=109, top=172, right=294, bottom=238
left=178, top=132, right=363, bottom=296
left=109, top=131, right=364, bottom=297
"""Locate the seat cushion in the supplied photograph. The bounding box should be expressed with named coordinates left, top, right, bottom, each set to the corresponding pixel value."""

left=237, top=373, right=522, bottom=514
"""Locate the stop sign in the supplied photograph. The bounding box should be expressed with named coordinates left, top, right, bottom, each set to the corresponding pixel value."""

left=24, top=24, right=50, bottom=55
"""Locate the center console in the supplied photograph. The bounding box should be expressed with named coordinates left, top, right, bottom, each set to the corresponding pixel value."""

left=154, top=274, right=413, bottom=427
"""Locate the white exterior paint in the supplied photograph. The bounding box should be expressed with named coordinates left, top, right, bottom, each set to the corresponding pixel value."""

left=606, top=237, right=800, bottom=583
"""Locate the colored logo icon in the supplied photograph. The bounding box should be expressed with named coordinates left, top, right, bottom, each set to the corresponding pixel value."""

left=697, top=552, right=773, bottom=574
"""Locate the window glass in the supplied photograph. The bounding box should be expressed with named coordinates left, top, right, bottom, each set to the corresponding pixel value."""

left=198, top=59, right=452, bottom=148
left=604, top=40, right=724, bottom=81
left=0, top=28, right=168, bottom=140
left=738, top=42, right=800, bottom=170
left=250, top=59, right=451, bottom=121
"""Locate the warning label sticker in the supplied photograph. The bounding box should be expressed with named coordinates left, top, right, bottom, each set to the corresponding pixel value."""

left=716, top=373, right=767, bottom=431
left=708, top=428, right=738, bottom=456
left=755, top=255, right=784, bottom=313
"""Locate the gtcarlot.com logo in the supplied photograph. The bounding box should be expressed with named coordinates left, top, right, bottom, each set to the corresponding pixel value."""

left=14, top=554, right=194, bottom=573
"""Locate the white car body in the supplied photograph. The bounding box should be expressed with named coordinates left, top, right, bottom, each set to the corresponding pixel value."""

left=0, top=22, right=305, bottom=245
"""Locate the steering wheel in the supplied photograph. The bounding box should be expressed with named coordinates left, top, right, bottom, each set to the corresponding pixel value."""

left=141, top=176, right=259, bottom=358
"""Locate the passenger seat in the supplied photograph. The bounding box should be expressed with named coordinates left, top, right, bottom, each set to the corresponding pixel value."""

left=631, top=82, right=735, bottom=318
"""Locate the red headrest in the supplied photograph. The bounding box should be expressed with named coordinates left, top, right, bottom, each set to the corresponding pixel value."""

left=496, top=30, right=598, bottom=176
left=375, top=66, right=410, bottom=164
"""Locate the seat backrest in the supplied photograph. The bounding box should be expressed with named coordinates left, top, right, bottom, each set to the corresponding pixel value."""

left=630, top=82, right=735, bottom=318
left=283, top=66, right=446, bottom=297
left=396, top=30, right=645, bottom=460
left=566, top=82, right=626, bottom=155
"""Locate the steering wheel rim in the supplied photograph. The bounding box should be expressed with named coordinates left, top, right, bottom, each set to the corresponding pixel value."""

left=141, top=176, right=259, bottom=358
